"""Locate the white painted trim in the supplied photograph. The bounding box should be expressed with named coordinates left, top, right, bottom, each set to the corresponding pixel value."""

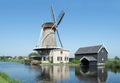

left=97, top=44, right=103, bottom=53
left=97, top=44, right=109, bottom=54
left=97, top=63, right=105, bottom=66
left=80, top=56, right=85, bottom=61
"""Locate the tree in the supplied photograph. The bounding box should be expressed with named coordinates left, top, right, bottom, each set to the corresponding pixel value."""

left=18, top=56, right=23, bottom=59
left=114, top=56, right=119, bottom=60
left=28, top=52, right=40, bottom=60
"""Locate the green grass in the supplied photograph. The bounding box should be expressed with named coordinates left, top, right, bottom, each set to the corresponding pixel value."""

left=8, top=59, right=24, bottom=63
left=0, top=77, right=8, bottom=83
left=0, top=72, right=20, bottom=83
left=105, top=59, right=120, bottom=68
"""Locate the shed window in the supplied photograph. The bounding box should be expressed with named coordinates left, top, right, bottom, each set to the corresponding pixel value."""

left=102, top=58, right=104, bottom=61
left=102, top=49, right=104, bottom=53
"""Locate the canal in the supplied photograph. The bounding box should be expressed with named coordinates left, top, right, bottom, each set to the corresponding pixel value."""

left=0, top=62, right=120, bottom=83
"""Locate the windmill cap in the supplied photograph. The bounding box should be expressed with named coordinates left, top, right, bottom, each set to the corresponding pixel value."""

left=42, top=22, right=57, bottom=29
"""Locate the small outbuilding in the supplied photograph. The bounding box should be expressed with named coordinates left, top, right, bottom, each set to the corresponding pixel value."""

left=75, top=45, right=108, bottom=65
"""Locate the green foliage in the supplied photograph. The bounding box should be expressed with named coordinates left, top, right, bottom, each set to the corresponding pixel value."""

left=9, top=59, right=24, bottom=64
left=114, top=56, right=119, bottom=60
left=0, top=72, right=20, bottom=83
left=28, top=52, right=40, bottom=60
left=24, top=59, right=31, bottom=65
left=71, top=58, right=80, bottom=64
left=0, top=56, right=24, bottom=63
left=18, top=56, right=23, bottom=60
left=105, top=59, right=120, bottom=73
left=105, top=59, right=120, bottom=69
left=0, top=56, right=12, bottom=62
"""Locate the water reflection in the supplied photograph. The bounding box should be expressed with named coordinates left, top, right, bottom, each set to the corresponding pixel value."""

left=1, top=62, right=120, bottom=83
left=35, top=65, right=70, bottom=83
left=75, top=66, right=107, bottom=83
left=31, top=65, right=108, bottom=83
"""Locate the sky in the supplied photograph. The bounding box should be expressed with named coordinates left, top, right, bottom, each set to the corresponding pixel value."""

left=0, top=0, right=120, bottom=58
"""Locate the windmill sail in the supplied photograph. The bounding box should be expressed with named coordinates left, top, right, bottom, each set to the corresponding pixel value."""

left=36, top=28, right=43, bottom=47
left=51, top=5, right=56, bottom=23
left=37, top=5, right=65, bottom=48
left=57, top=11, right=65, bottom=26
left=56, top=29, right=63, bottom=48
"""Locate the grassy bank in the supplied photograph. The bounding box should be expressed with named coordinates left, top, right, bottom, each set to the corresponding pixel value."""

left=105, top=59, right=120, bottom=68
left=105, top=59, right=120, bottom=73
left=6, top=59, right=24, bottom=64
left=0, top=56, right=25, bottom=64
left=0, top=59, right=24, bottom=64
left=0, top=72, right=20, bottom=83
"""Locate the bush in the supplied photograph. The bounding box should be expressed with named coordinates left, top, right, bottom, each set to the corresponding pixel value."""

left=28, top=52, right=40, bottom=60
left=71, top=58, right=80, bottom=64
left=114, top=56, right=119, bottom=60
left=105, top=59, right=120, bottom=68
left=24, top=59, right=31, bottom=65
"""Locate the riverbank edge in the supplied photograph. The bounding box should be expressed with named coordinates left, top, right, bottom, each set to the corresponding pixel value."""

left=0, top=72, right=20, bottom=83
left=39, top=63, right=80, bottom=66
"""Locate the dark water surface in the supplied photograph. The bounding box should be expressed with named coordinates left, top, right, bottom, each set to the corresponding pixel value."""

left=0, top=62, right=120, bottom=83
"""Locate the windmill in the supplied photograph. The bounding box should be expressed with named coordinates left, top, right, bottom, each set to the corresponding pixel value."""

left=36, top=5, right=65, bottom=48
left=34, top=5, right=69, bottom=64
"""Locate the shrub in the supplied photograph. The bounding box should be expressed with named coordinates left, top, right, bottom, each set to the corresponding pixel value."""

left=71, top=58, right=80, bottom=64
left=24, top=59, right=31, bottom=65
left=28, top=52, right=40, bottom=60
left=105, top=59, right=120, bottom=68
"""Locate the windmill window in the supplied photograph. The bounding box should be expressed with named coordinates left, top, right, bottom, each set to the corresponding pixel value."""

left=60, top=51, right=63, bottom=54
left=67, top=57, right=69, bottom=61
left=47, top=57, right=48, bottom=60
left=57, top=57, right=59, bottom=61
left=57, top=57, right=62, bottom=61
left=61, top=57, right=62, bottom=61
left=64, top=57, right=66, bottom=61
left=43, top=57, right=46, bottom=61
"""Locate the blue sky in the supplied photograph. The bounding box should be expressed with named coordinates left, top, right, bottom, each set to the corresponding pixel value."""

left=0, top=0, right=120, bottom=58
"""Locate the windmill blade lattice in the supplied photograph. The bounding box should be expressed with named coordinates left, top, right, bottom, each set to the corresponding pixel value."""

left=56, top=29, right=63, bottom=48
left=56, top=11, right=65, bottom=26
left=51, top=5, right=56, bottom=23
left=36, top=28, right=43, bottom=47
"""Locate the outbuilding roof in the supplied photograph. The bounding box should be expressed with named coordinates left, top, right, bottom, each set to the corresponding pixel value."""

left=75, top=45, right=103, bottom=55
left=80, top=56, right=97, bottom=61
